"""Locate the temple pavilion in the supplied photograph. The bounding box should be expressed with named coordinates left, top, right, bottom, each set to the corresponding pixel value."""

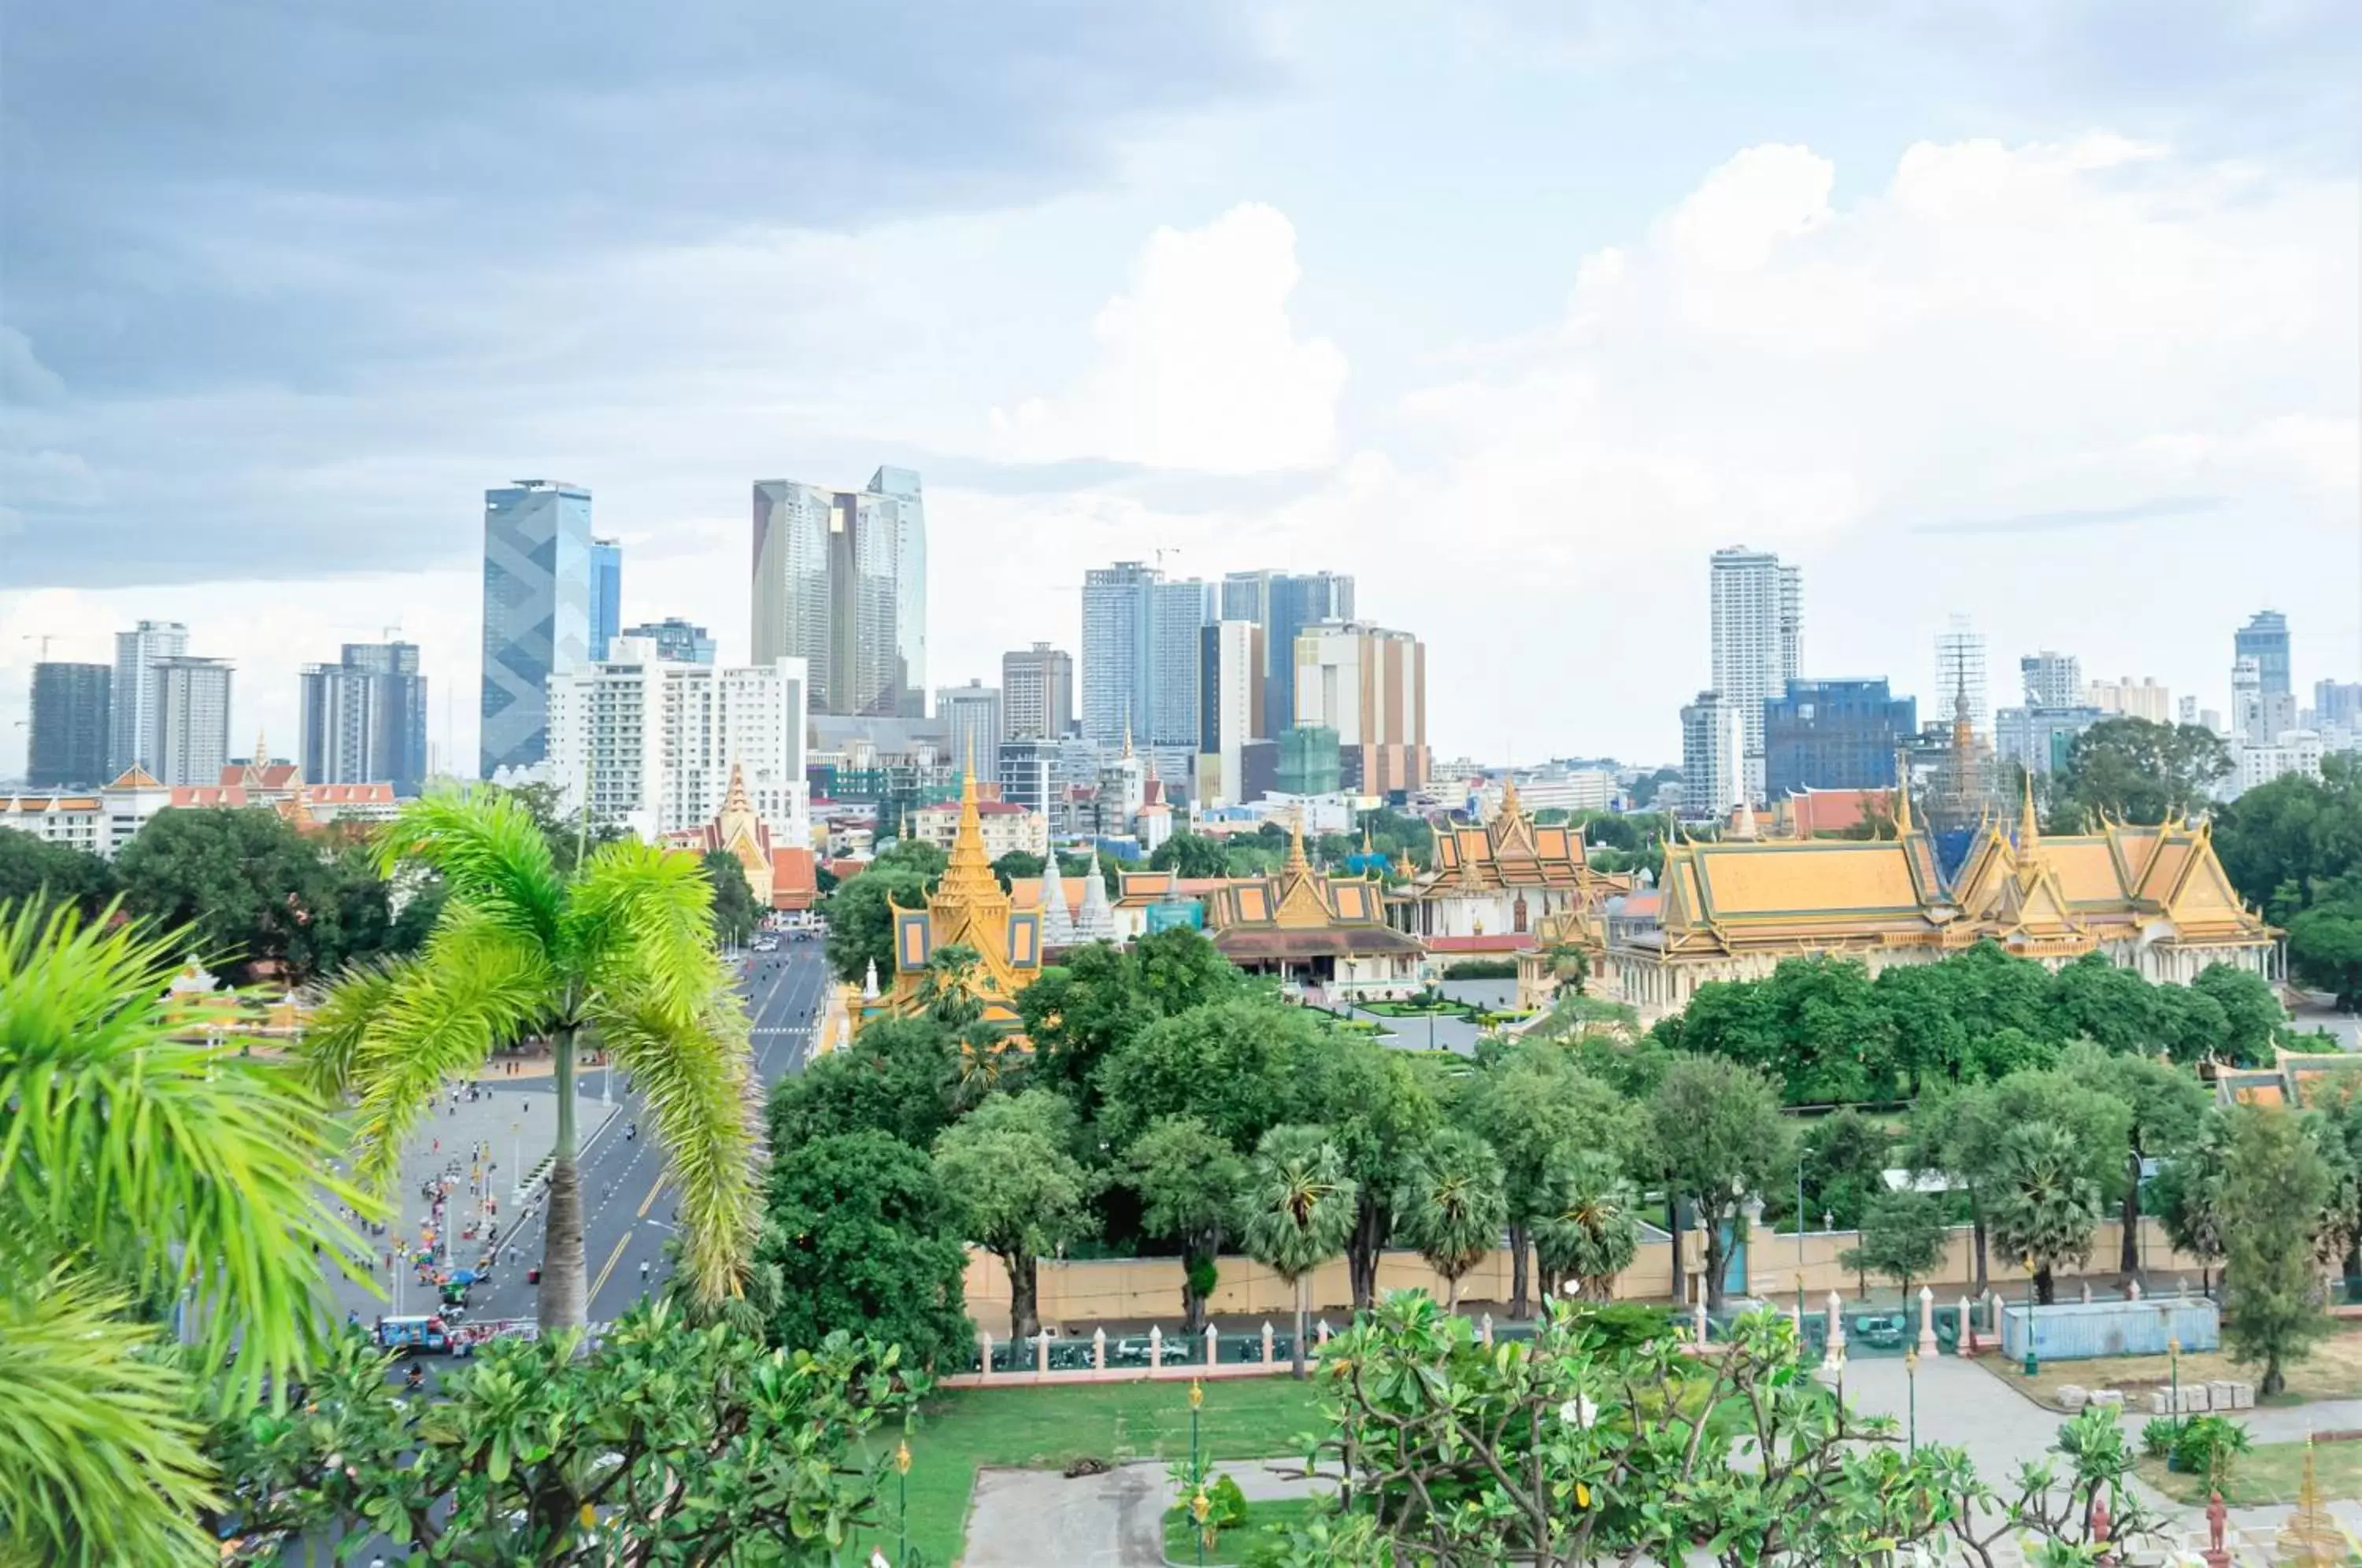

left=1400, top=778, right=1631, bottom=956
left=876, top=762, right=1043, bottom=1029
left=1597, top=769, right=2278, bottom=1015
left=1202, top=816, right=1425, bottom=1000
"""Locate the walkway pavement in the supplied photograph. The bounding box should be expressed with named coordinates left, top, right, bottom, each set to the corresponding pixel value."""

left=962, top=1459, right=1336, bottom=1568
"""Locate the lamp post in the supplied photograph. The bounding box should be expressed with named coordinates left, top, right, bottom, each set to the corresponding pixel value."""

left=1905, top=1347, right=1919, bottom=1455
left=894, top=1434, right=912, bottom=1567
left=1190, top=1379, right=1205, bottom=1566
left=1832, top=1344, right=1847, bottom=1415
left=2169, top=1335, right=2183, bottom=1433
left=2023, top=1257, right=2041, bottom=1379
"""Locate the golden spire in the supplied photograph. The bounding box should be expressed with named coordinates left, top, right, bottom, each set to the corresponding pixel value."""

left=253, top=727, right=269, bottom=771
left=934, top=734, right=1001, bottom=908
left=721, top=759, right=753, bottom=819
left=1122, top=705, right=1134, bottom=760
left=1498, top=774, right=1523, bottom=825
left=1361, top=823, right=1374, bottom=856
left=1285, top=804, right=1312, bottom=878
left=1893, top=752, right=1913, bottom=835
left=2018, top=767, right=2040, bottom=857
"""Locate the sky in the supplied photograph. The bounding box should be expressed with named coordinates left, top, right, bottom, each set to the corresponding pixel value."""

left=3, top=0, right=2358, bottom=775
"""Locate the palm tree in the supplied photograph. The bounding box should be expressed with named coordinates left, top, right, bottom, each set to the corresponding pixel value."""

left=1238, top=1126, right=1358, bottom=1378
left=1391, top=1127, right=1509, bottom=1310
left=1986, top=1121, right=2101, bottom=1304
left=1532, top=1152, right=1642, bottom=1301
left=304, top=793, right=759, bottom=1329
left=0, top=902, right=366, bottom=1565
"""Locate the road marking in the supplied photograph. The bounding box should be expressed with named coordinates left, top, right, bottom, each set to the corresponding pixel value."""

left=588, top=1231, right=630, bottom=1305
left=637, top=1175, right=667, bottom=1218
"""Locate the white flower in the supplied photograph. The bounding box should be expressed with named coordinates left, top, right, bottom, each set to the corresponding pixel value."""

left=1557, top=1396, right=1597, bottom=1429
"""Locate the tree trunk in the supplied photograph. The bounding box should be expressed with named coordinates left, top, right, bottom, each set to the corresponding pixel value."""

left=2120, top=1148, right=2142, bottom=1279
left=1509, top=1223, right=1531, bottom=1320
left=2035, top=1264, right=2056, bottom=1306
left=1705, top=1221, right=1727, bottom=1313
left=1349, top=1193, right=1382, bottom=1311
left=1181, top=1243, right=1206, bottom=1338
left=1010, top=1251, right=1040, bottom=1341
left=1971, top=1202, right=1990, bottom=1295
left=1292, top=1277, right=1309, bottom=1379
left=538, top=1026, right=587, bottom=1332
left=2263, top=1355, right=2286, bottom=1398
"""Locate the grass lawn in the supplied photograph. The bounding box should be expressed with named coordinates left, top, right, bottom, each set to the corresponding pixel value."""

left=1162, top=1497, right=1320, bottom=1566
left=1357, top=999, right=1474, bottom=1019
left=2138, top=1440, right=2362, bottom=1507
left=851, top=1377, right=1329, bottom=1567
left=1983, top=1323, right=2362, bottom=1410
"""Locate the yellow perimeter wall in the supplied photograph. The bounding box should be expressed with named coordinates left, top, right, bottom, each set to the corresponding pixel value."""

left=962, top=1219, right=2205, bottom=1336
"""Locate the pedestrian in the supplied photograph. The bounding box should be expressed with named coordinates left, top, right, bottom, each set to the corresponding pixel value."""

left=639, top=1259, right=650, bottom=1283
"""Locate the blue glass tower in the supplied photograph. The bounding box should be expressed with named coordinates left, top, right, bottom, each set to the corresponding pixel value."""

left=480, top=480, right=593, bottom=778
left=590, top=538, right=622, bottom=661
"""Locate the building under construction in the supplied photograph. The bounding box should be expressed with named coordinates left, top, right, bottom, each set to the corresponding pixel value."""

left=1918, top=618, right=2006, bottom=868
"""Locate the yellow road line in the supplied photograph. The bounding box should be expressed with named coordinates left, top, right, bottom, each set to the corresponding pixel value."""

left=637, top=1175, right=667, bottom=1219
left=587, top=1232, right=631, bottom=1304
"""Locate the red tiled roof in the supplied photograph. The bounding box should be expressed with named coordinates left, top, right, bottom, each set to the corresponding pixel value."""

left=305, top=782, right=395, bottom=804
left=769, top=847, right=819, bottom=911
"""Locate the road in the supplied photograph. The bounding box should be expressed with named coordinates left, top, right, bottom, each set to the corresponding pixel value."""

left=452, top=941, right=829, bottom=1325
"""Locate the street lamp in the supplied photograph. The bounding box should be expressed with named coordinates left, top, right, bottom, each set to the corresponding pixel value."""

left=1190, top=1379, right=1205, bottom=1566
left=1904, top=1348, right=1919, bottom=1454
left=894, top=1433, right=913, bottom=1566
left=2023, top=1257, right=2041, bottom=1378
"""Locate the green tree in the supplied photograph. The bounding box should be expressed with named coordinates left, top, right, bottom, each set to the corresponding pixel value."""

left=0, top=827, right=119, bottom=921
left=1094, top=996, right=1322, bottom=1153
left=873, top=838, right=949, bottom=877
left=1986, top=1121, right=2104, bottom=1304
left=1391, top=1126, right=1509, bottom=1309
left=1238, top=1125, right=1359, bottom=1378
left=2152, top=1111, right=2231, bottom=1293
left=755, top=1130, right=972, bottom=1370
left=1647, top=1056, right=1793, bottom=1311
left=766, top=1015, right=958, bottom=1151
left=1149, top=830, right=1231, bottom=878
left=698, top=847, right=761, bottom=947
left=1464, top=1041, right=1638, bottom=1317
left=1799, top=1106, right=1893, bottom=1231
left=302, top=793, right=759, bottom=1329
left=206, top=1303, right=924, bottom=1565
left=2060, top=1042, right=2209, bottom=1278
left=2288, top=900, right=2362, bottom=1008
left=2045, top=952, right=2160, bottom=1054
left=2213, top=753, right=2362, bottom=919
left=1658, top=956, right=1895, bottom=1104
left=115, top=806, right=394, bottom=985
left=2192, top=963, right=2285, bottom=1065
left=821, top=864, right=931, bottom=986
left=932, top=1091, right=1091, bottom=1340
left=1291, top=1033, right=1442, bottom=1310
left=2047, top=718, right=2231, bottom=828
left=1841, top=1190, right=1949, bottom=1300
left=913, top=942, right=989, bottom=1029
left=2222, top=1104, right=2334, bottom=1396
left=1128, top=1115, right=1250, bottom=1336
left=494, top=778, right=628, bottom=873
left=0, top=904, right=365, bottom=1566
left=1904, top=1084, right=2008, bottom=1292
left=1015, top=930, right=1238, bottom=1117
left=1531, top=1152, right=1642, bottom=1301
left=989, top=848, right=1044, bottom=885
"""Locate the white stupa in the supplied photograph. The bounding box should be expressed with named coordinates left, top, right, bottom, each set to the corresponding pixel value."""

left=1039, top=850, right=1076, bottom=947
left=1072, top=857, right=1118, bottom=944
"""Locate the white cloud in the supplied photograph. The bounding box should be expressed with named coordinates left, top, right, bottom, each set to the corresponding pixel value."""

left=990, top=202, right=1348, bottom=472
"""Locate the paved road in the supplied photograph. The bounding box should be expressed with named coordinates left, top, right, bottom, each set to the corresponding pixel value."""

left=454, top=943, right=829, bottom=1325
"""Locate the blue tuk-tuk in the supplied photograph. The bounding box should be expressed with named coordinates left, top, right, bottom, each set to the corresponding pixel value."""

left=376, top=1315, right=453, bottom=1354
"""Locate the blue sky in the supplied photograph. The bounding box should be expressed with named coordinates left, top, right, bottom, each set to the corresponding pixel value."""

left=3, top=0, right=2356, bottom=771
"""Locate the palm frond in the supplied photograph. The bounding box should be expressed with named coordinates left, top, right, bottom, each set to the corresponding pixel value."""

left=377, top=793, right=566, bottom=954
left=0, top=1270, right=219, bottom=1568
left=296, top=951, right=416, bottom=1101
left=0, top=901, right=371, bottom=1396
left=334, top=919, right=554, bottom=1193
left=569, top=839, right=718, bottom=1027
left=591, top=971, right=761, bottom=1308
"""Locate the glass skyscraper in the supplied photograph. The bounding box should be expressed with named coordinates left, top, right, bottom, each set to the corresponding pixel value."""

left=28, top=662, right=111, bottom=788
left=2236, top=610, right=2290, bottom=698
left=590, top=538, right=623, bottom=660
left=302, top=642, right=428, bottom=796
left=1220, top=569, right=1355, bottom=736
left=480, top=480, right=593, bottom=778
left=1763, top=679, right=1917, bottom=797
left=751, top=468, right=924, bottom=717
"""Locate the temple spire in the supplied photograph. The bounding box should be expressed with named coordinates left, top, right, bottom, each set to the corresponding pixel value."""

left=1285, top=804, right=1313, bottom=878
left=933, top=733, right=1001, bottom=908
left=1893, top=751, right=1913, bottom=835
left=1498, top=774, right=1523, bottom=825
left=2017, top=767, right=2041, bottom=856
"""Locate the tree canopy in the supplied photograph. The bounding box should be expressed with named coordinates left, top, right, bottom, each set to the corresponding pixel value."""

left=2044, top=717, right=2231, bottom=828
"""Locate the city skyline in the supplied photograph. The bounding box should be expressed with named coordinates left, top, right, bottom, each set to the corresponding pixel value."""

left=4, top=4, right=2357, bottom=775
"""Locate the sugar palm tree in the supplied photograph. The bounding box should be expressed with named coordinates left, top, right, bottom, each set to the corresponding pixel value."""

left=1391, top=1126, right=1509, bottom=1311
left=0, top=901, right=366, bottom=1565
left=1238, top=1126, right=1358, bottom=1378
left=303, top=793, right=759, bottom=1329
left=1986, top=1121, right=2101, bottom=1305
left=1532, top=1152, right=1642, bottom=1302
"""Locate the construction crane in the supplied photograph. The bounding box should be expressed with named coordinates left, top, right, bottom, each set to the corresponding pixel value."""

left=20, top=634, right=55, bottom=660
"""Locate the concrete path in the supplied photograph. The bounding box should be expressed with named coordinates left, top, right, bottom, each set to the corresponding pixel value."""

left=962, top=1459, right=1335, bottom=1567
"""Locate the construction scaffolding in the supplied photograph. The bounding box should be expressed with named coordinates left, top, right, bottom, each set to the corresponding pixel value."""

left=1923, top=616, right=2004, bottom=841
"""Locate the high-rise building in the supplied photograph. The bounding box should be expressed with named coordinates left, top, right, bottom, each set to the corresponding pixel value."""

left=1150, top=578, right=1215, bottom=747
left=750, top=468, right=924, bottom=717
left=2086, top=675, right=2172, bottom=723
left=1292, top=621, right=1427, bottom=794
left=546, top=636, right=809, bottom=844
left=480, top=480, right=594, bottom=778
left=1679, top=690, right=1734, bottom=823
left=1997, top=704, right=2105, bottom=776
left=620, top=619, right=717, bottom=665
left=2315, top=680, right=2362, bottom=731
left=300, top=642, right=428, bottom=796
left=938, top=680, right=1003, bottom=774
left=28, top=663, right=110, bottom=789
left=1762, top=679, right=1917, bottom=797
left=1196, top=620, right=1268, bottom=805
left=2237, top=611, right=2291, bottom=698
left=110, top=619, right=188, bottom=777
left=1275, top=725, right=1342, bottom=797
left=1220, top=569, right=1355, bottom=735
left=1001, top=642, right=1074, bottom=741
left=151, top=656, right=234, bottom=786
left=590, top=538, right=622, bottom=660
left=996, top=737, right=1060, bottom=825
left=1708, top=547, right=1801, bottom=802
left=1081, top=560, right=1160, bottom=748
left=2232, top=656, right=2265, bottom=745
left=2020, top=652, right=2082, bottom=710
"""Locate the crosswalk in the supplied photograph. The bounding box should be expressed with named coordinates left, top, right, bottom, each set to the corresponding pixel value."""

left=750, top=1026, right=809, bottom=1037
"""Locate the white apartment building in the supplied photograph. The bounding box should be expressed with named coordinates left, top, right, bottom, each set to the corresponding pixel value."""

left=546, top=637, right=809, bottom=845
left=905, top=798, right=1049, bottom=860
left=1486, top=767, right=1616, bottom=817
left=2086, top=675, right=2172, bottom=723
left=1709, top=547, right=1801, bottom=802
left=1293, top=620, right=1428, bottom=793
left=1197, top=619, right=1265, bottom=807
left=2231, top=730, right=2325, bottom=799
left=152, top=656, right=235, bottom=787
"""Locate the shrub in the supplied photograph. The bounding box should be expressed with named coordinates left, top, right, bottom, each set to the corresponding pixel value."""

left=2168, top=1415, right=2251, bottom=1489
left=1442, top=958, right=1519, bottom=980
left=2139, top=1417, right=2178, bottom=1459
